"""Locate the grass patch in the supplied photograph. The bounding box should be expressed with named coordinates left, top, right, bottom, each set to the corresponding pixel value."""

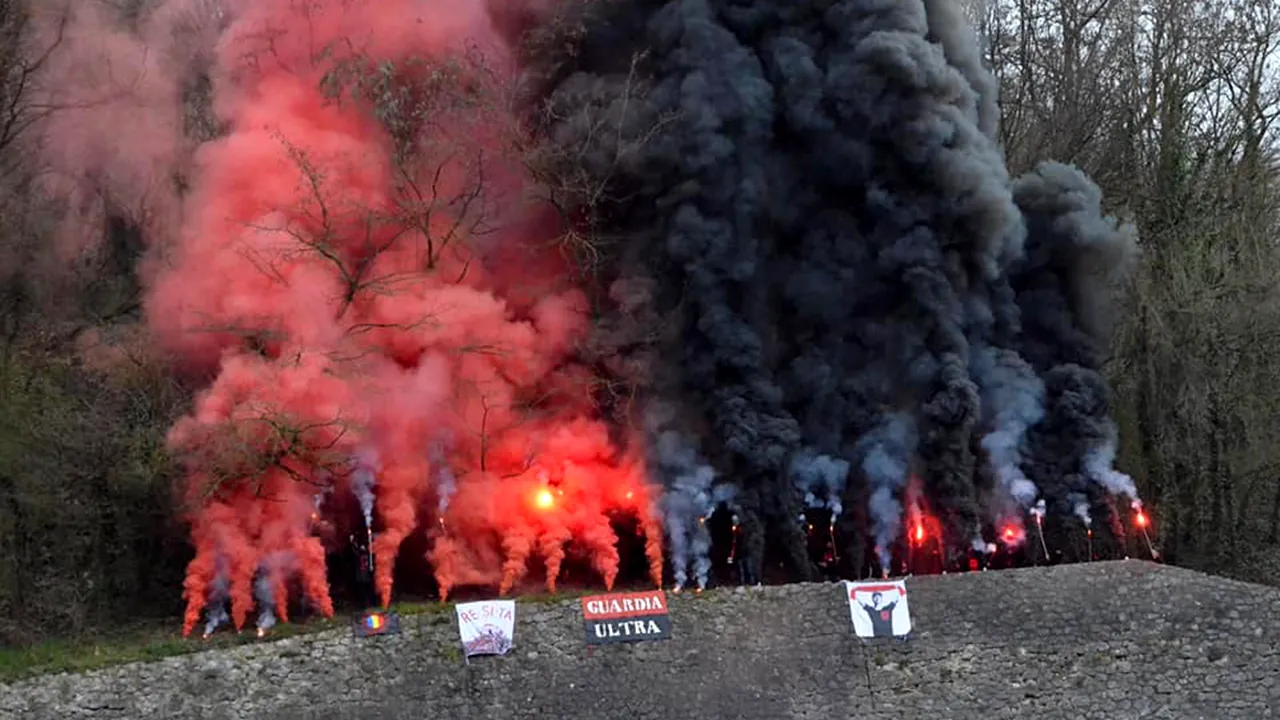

left=0, top=612, right=346, bottom=683
left=0, top=635, right=194, bottom=683
left=519, top=589, right=589, bottom=605
left=387, top=599, right=451, bottom=618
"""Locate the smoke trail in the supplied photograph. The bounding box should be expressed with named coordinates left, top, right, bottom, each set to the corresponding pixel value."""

left=689, top=511, right=713, bottom=591
left=1084, top=421, right=1139, bottom=502
left=253, top=570, right=276, bottom=632
left=972, top=346, right=1045, bottom=512
left=202, top=559, right=230, bottom=637
left=791, top=451, right=850, bottom=516
left=431, top=441, right=458, bottom=516
left=351, top=447, right=378, bottom=530
left=647, top=403, right=717, bottom=590
left=858, top=413, right=918, bottom=568
left=1070, top=492, right=1092, bottom=526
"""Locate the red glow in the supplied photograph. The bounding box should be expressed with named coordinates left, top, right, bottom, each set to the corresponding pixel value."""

left=625, top=491, right=634, bottom=501
left=913, top=522, right=925, bottom=543
left=1003, top=526, right=1016, bottom=540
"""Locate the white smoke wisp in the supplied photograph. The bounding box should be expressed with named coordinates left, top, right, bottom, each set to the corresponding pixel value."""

left=791, top=450, right=851, bottom=518
left=666, top=511, right=691, bottom=591
left=202, top=557, right=230, bottom=637
left=650, top=426, right=722, bottom=591
left=351, top=446, right=379, bottom=529
left=691, top=514, right=712, bottom=591
left=975, top=347, right=1045, bottom=510
left=253, top=550, right=297, bottom=633
left=1084, top=421, right=1140, bottom=505
left=254, top=571, right=276, bottom=632
left=646, top=400, right=731, bottom=591
left=311, top=481, right=330, bottom=516
left=429, top=440, right=457, bottom=516
left=711, top=483, right=738, bottom=510
left=1069, top=492, right=1092, bottom=526
left=858, top=413, right=917, bottom=569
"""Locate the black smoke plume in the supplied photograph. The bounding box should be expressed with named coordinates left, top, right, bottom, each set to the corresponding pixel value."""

left=523, top=0, right=1138, bottom=582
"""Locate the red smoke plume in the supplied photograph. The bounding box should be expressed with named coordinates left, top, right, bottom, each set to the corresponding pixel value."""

left=96, top=0, right=665, bottom=635
left=31, top=0, right=219, bottom=271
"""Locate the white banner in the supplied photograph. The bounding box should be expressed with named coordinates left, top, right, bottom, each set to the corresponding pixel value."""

left=846, top=580, right=911, bottom=638
left=455, top=600, right=516, bottom=658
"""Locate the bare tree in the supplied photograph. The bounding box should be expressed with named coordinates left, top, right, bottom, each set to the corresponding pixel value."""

left=984, top=0, right=1280, bottom=579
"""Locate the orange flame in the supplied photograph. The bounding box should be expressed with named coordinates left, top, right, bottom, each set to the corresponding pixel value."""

left=1002, top=526, right=1016, bottom=541
left=913, top=522, right=925, bottom=543
left=1135, top=510, right=1148, bottom=528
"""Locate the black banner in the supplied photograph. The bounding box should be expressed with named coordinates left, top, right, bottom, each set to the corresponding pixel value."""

left=583, top=614, right=671, bottom=645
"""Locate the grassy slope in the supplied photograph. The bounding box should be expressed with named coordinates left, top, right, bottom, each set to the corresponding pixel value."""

left=0, top=588, right=607, bottom=683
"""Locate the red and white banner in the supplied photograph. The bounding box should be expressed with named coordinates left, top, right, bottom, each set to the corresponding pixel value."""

left=580, top=589, right=671, bottom=645
left=846, top=580, right=911, bottom=638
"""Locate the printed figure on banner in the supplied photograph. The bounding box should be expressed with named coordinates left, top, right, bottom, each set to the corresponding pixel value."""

left=846, top=580, right=911, bottom=638
left=455, top=600, right=516, bottom=659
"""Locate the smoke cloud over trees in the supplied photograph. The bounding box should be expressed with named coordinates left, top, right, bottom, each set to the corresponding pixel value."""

left=0, top=0, right=1275, bottom=647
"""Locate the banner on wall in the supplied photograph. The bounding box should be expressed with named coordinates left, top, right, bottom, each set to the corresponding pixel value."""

left=581, top=590, right=671, bottom=645
left=455, top=600, right=516, bottom=659
left=846, top=580, right=911, bottom=638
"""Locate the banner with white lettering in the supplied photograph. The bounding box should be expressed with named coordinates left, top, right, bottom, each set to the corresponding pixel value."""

left=846, top=580, right=911, bottom=638
left=581, top=590, right=671, bottom=645
left=455, top=600, right=515, bottom=658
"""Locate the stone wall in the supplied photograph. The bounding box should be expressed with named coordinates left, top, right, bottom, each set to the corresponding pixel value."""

left=2, top=560, right=1277, bottom=720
